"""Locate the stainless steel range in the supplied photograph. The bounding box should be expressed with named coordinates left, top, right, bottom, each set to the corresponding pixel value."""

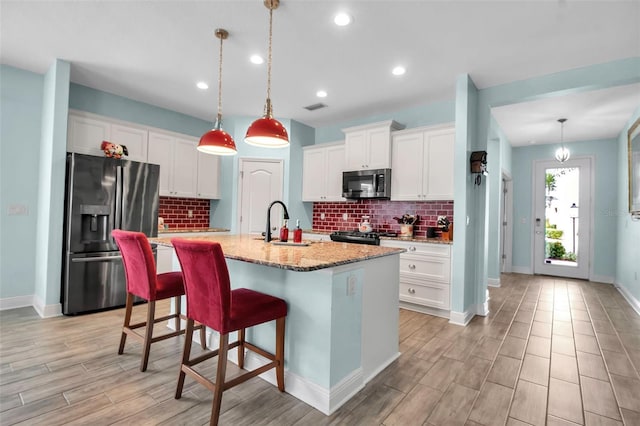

left=330, top=230, right=397, bottom=245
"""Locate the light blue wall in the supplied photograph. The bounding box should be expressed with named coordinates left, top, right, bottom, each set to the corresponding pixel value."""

left=69, top=83, right=212, bottom=138
left=289, top=120, right=315, bottom=229
left=315, top=99, right=455, bottom=144
left=0, top=66, right=44, bottom=299
left=511, top=139, right=619, bottom=280
left=487, top=118, right=513, bottom=281
left=451, top=74, right=480, bottom=314
left=478, top=57, right=640, bottom=289
left=34, top=60, right=70, bottom=308
left=616, top=107, right=640, bottom=302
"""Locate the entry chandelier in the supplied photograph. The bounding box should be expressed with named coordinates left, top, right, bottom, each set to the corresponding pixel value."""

left=197, top=28, right=237, bottom=156
left=555, top=118, right=570, bottom=163
left=245, top=0, right=289, bottom=148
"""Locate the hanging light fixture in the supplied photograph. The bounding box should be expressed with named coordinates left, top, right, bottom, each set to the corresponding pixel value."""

left=245, top=0, right=289, bottom=148
left=555, top=118, right=570, bottom=163
left=197, top=28, right=237, bottom=156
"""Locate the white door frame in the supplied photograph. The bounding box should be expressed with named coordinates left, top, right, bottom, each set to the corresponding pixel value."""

left=531, top=156, right=593, bottom=280
left=236, top=158, right=284, bottom=235
left=501, top=171, right=513, bottom=273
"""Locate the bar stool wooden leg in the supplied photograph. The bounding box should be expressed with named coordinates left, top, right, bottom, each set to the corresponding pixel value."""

left=174, top=296, right=181, bottom=332
left=140, top=300, right=156, bottom=372
left=238, top=328, right=245, bottom=369
left=211, top=333, right=229, bottom=426
left=118, top=293, right=134, bottom=355
left=176, top=318, right=195, bottom=399
left=199, top=324, right=207, bottom=349
left=275, top=317, right=285, bottom=392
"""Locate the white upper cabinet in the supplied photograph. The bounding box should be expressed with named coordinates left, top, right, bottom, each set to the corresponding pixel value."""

left=148, top=132, right=198, bottom=198
left=343, top=120, right=404, bottom=170
left=302, top=142, right=345, bottom=202
left=67, top=113, right=111, bottom=157
left=67, top=111, right=148, bottom=162
left=196, top=151, right=221, bottom=199
left=69, top=110, right=218, bottom=200
left=110, top=123, right=148, bottom=162
left=391, top=125, right=455, bottom=201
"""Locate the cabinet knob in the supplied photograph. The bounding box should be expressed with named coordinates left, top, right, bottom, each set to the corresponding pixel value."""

left=408, top=288, right=416, bottom=294
left=409, top=246, right=416, bottom=251
left=408, top=264, right=416, bottom=270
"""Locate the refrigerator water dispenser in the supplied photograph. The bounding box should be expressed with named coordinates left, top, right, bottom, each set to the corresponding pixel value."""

left=80, top=204, right=110, bottom=243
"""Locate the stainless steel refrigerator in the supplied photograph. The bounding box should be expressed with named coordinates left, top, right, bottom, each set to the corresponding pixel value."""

left=62, top=153, right=160, bottom=315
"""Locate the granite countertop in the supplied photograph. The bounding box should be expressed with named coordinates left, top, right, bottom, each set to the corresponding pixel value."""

left=158, top=227, right=229, bottom=234
left=302, top=229, right=453, bottom=245
left=149, top=234, right=405, bottom=272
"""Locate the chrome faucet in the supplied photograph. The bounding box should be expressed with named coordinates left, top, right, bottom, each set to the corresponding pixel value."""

left=265, top=200, right=290, bottom=242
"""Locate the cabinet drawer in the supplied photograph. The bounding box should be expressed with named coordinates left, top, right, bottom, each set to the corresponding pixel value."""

left=399, top=280, right=450, bottom=310
left=399, top=254, right=450, bottom=282
left=381, top=240, right=450, bottom=257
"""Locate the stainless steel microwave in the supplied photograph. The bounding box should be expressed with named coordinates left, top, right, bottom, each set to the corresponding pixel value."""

left=342, top=168, right=391, bottom=199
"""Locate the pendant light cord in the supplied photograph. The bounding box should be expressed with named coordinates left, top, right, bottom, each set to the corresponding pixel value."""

left=267, top=3, right=273, bottom=103
left=217, top=32, right=224, bottom=122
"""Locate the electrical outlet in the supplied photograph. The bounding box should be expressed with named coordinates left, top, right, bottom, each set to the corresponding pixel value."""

left=347, top=274, right=357, bottom=296
left=187, top=210, right=193, bottom=218
left=320, top=213, right=326, bottom=220
left=342, top=213, right=348, bottom=221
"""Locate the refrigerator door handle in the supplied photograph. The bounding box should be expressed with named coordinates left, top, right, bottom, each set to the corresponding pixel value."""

left=115, top=165, right=123, bottom=230
left=71, top=255, right=123, bottom=263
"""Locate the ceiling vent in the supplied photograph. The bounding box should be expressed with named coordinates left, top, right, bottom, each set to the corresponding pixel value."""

left=303, top=103, right=328, bottom=111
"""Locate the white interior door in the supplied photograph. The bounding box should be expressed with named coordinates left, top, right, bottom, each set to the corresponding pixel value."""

left=533, top=158, right=592, bottom=279
left=238, top=159, right=284, bottom=235
left=501, top=174, right=513, bottom=273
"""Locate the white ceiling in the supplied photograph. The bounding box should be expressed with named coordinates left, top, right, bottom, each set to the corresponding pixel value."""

left=1, top=0, right=639, bottom=142
left=492, top=83, right=640, bottom=146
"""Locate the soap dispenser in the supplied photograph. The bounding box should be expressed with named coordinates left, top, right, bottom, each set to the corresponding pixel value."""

left=279, top=219, right=289, bottom=242
left=293, top=219, right=302, bottom=243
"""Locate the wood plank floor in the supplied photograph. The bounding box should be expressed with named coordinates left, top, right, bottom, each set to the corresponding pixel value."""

left=1, top=273, right=639, bottom=425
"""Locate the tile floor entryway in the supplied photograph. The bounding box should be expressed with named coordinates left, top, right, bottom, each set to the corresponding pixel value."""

left=1, top=273, right=639, bottom=425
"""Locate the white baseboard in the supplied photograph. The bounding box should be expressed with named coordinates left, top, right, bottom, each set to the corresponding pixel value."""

left=615, top=283, right=640, bottom=316
left=399, top=301, right=450, bottom=319
left=0, top=295, right=34, bottom=311
left=487, top=278, right=501, bottom=288
left=590, top=274, right=615, bottom=284
left=512, top=266, right=532, bottom=275
left=32, top=295, right=62, bottom=318
left=449, top=299, right=489, bottom=326
left=449, top=309, right=475, bottom=326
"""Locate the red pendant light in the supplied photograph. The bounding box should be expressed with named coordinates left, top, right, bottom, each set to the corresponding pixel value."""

left=245, top=0, right=289, bottom=148
left=198, top=28, right=237, bottom=156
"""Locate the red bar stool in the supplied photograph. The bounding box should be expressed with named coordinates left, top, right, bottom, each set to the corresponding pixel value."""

left=172, top=238, right=287, bottom=426
left=112, top=230, right=206, bottom=372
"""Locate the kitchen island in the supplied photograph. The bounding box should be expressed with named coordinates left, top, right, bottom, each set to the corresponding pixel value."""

left=150, top=234, right=404, bottom=415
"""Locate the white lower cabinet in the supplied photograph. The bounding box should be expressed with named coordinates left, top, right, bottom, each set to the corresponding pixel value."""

left=381, top=240, right=452, bottom=317
left=156, top=245, right=175, bottom=274
left=302, top=232, right=331, bottom=242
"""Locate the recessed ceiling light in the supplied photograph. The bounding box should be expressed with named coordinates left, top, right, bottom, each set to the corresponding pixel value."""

left=316, top=90, right=327, bottom=98
left=334, top=12, right=352, bottom=26
left=392, top=66, right=406, bottom=76
left=250, top=55, right=264, bottom=65
left=196, top=81, right=209, bottom=90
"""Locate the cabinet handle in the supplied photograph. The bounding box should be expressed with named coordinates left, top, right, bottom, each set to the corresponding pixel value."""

left=408, top=264, right=416, bottom=270
left=409, top=246, right=416, bottom=252
left=408, top=288, right=416, bottom=294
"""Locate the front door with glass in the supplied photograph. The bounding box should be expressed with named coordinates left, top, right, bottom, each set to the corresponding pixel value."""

left=533, top=158, right=592, bottom=279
